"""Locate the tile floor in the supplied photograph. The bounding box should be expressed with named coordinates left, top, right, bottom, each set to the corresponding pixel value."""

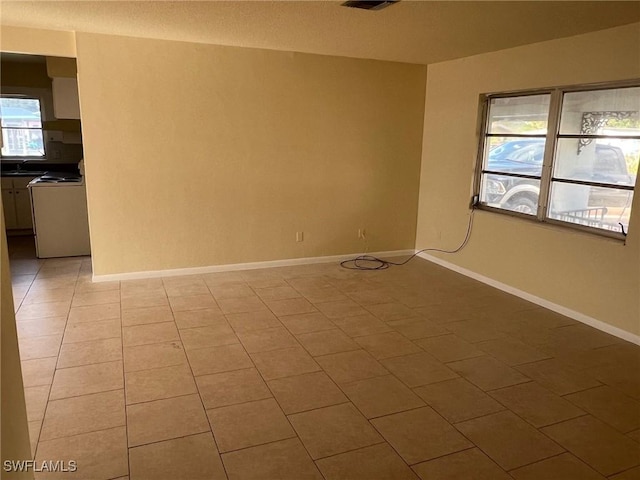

left=7, top=235, right=640, bottom=480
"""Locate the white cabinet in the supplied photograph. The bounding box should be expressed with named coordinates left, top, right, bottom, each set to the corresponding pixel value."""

left=52, top=78, right=81, bottom=119
left=1, top=176, right=37, bottom=230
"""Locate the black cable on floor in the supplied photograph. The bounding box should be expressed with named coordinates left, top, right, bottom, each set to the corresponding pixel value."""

left=340, top=208, right=475, bottom=270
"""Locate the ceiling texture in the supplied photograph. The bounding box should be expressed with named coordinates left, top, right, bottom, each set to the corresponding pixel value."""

left=1, top=1, right=639, bottom=64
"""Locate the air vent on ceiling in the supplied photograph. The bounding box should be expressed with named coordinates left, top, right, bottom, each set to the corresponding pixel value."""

left=341, top=1, right=399, bottom=11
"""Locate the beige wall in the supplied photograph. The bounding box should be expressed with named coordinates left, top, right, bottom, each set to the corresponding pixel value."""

left=0, top=26, right=75, bottom=58
left=75, top=33, right=426, bottom=275
left=1, top=209, right=33, bottom=479
left=416, top=23, right=640, bottom=336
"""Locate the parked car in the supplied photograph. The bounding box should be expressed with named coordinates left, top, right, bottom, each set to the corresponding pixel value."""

left=482, top=139, right=635, bottom=229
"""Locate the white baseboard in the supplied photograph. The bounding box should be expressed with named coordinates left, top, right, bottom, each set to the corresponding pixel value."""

left=92, top=249, right=415, bottom=283
left=417, top=252, right=640, bottom=346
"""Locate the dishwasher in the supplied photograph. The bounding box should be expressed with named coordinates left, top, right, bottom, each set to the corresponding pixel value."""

left=28, top=174, right=91, bottom=258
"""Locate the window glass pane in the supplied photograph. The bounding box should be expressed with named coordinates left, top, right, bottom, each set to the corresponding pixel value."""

left=549, top=182, right=633, bottom=233
left=487, top=94, right=550, bottom=134
left=1, top=128, right=45, bottom=156
left=484, top=136, right=544, bottom=176
left=0, top=98, right=42, bottom=128
left=559, top=87, right=640, bottom=136
left=480, top=173, right=539, bottom=215
left=553, top=138, right=637, bottom=186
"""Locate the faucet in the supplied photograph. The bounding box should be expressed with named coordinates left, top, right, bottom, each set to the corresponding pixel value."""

left=16, top=160, right=28, bottom=172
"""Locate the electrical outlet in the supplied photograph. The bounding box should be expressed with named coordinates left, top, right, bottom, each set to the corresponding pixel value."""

left=296, top=231, right=304, bottom=242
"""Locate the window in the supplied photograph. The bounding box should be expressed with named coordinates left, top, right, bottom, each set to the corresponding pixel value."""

left=0, top=96, right=45, bottom=158
left=477, top=83, right=639, bottom=238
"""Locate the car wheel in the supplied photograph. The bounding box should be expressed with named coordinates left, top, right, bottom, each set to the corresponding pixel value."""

left=509, top=197, right=537, bottom=214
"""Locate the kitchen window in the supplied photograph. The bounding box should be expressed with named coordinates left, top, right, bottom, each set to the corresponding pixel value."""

left=476, top=82, right=639, bottom=239
left=0, top=96, right=46, bottom=158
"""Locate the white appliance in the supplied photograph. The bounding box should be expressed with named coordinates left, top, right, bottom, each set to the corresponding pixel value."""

left=28, top=177, right=91, bottom=258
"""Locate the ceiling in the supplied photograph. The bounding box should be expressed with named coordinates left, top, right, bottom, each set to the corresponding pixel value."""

left=1, top=1, right=639, bottom=65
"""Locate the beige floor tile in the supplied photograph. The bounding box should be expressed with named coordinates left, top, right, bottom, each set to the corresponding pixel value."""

left=25, top=385, right=50, bottom=421
left=40, top=390, right=126, bottom=441
left=347, top=289, right=397, bottom=306
left=121, top=279, right=165, bottom=298
left=124, top=341, right=188, bottom=372
left=265, top=297, right=317, bottom=316
left=255, top=285, right=301, bottom=302
left=196, top=368, right=271, bottom=409
left=268, top=371, right=348, bottom=414
left=57, top=337, right=123, bottom=369
left=476, top=336, right=551, bottom=366
left=125, top=364, right=197, bottom=404
left=456, top=411, right=564, bottom=471
left=565, top=385, right=640, bottom=433
left=448, top=355, right=530, bottom=391
left=123, top=322, right=180, bottom=347
left=19, top=334, right=62, bottom=361
left=371, top=406, right=472, bottom=465
left=289, top=403, right=383, bottom=459
left=355, top=332, right=422, bottom=360
left=35, top=426, right=128, bottom=480
left=169, top=293, right=218, bottom=312
left=22, top=357, right=57, bottom=387
left=74, top=280, right=120, bottom=294
left=203, top=271, right=245, bottom=287
left=163, top=281, right=210, bottom=298
left=317, top=443, right=418, bottom=480
left=297, top=329, right=359, bottom=356
left=23, top=287, right=74, bottom=305
left=222, top=437, right=322, bottom=480
left=444, top=319, right=506, bottom=343
left=251, top=346, right=321, bottom=380
left=63, top=319, right=121, bottom=344
left=342, top=375, right=425, bottom=419
left=68, top=303, right=121, bottom=323
left=490, top=382, right=586, bottom=428
left=225, top=309, right=281, bottom=333
left=29, top=420, right=41, bottom=456
left=610, top=466, right=640, bottom=480
left=332, top=313, right=393, bottom=337
left=515, top=358, right=602, bottom=396
left=210, top=283, right=255, bottom=300
left=366, top=303, right=418, bottom=322
left=30, top=275, right=77, bottom=292
left=50, top=361, right=124, bottom=400
left=129, top=432, right=226, bottom=480
left=72, top=290, right=120, bottom=307
left=299, top=286, right=349, bottom=304
left=126, top=394, right=210, bottom=447
left=238, top=326, right=298, bottom=353
left=173, top=307, right=226, bottom=329
left=217, top=296, right=266, bottom=314
left=121, top=293, right=169, bottom=311
left=414, top=378, right=505, bottom=423
left=628, top=429, right=640, bottom=443
left=17, top=317, right=67, bottom=339
left=381, top=352, right=459, bottom=388
left=180, top=324, right=239, bottom=350
left=387, top=317, right=448, bottom=340
left=122, top=305, right=174, bottom=326
left=207, top=398, right=296, bottom=453
left=187, top=343, right=254, bottom=376
left=279, top=312, right=335, bottom=335
left=17, top=301, right=70, bottom=320
left=413, top=448, right=512, bottom=480
left=316, top=349, right=389, bottom=385
left=540, top=414, right=637, bottom=475
left=315, top=299, right=367, bottom=319
left=509, top=452, right=607, bottom=480
left=415, top=334, right=484, bottom=363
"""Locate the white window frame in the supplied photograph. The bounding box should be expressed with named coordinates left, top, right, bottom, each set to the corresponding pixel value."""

left=474, top=80, right=640, bottom=241
left=0, top=94, right=47, bottom=160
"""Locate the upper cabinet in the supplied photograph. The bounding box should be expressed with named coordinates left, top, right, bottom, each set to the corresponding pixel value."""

left=47, top=56, right=80, bottom=120
left=52, top=77, right=80, bottom=119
